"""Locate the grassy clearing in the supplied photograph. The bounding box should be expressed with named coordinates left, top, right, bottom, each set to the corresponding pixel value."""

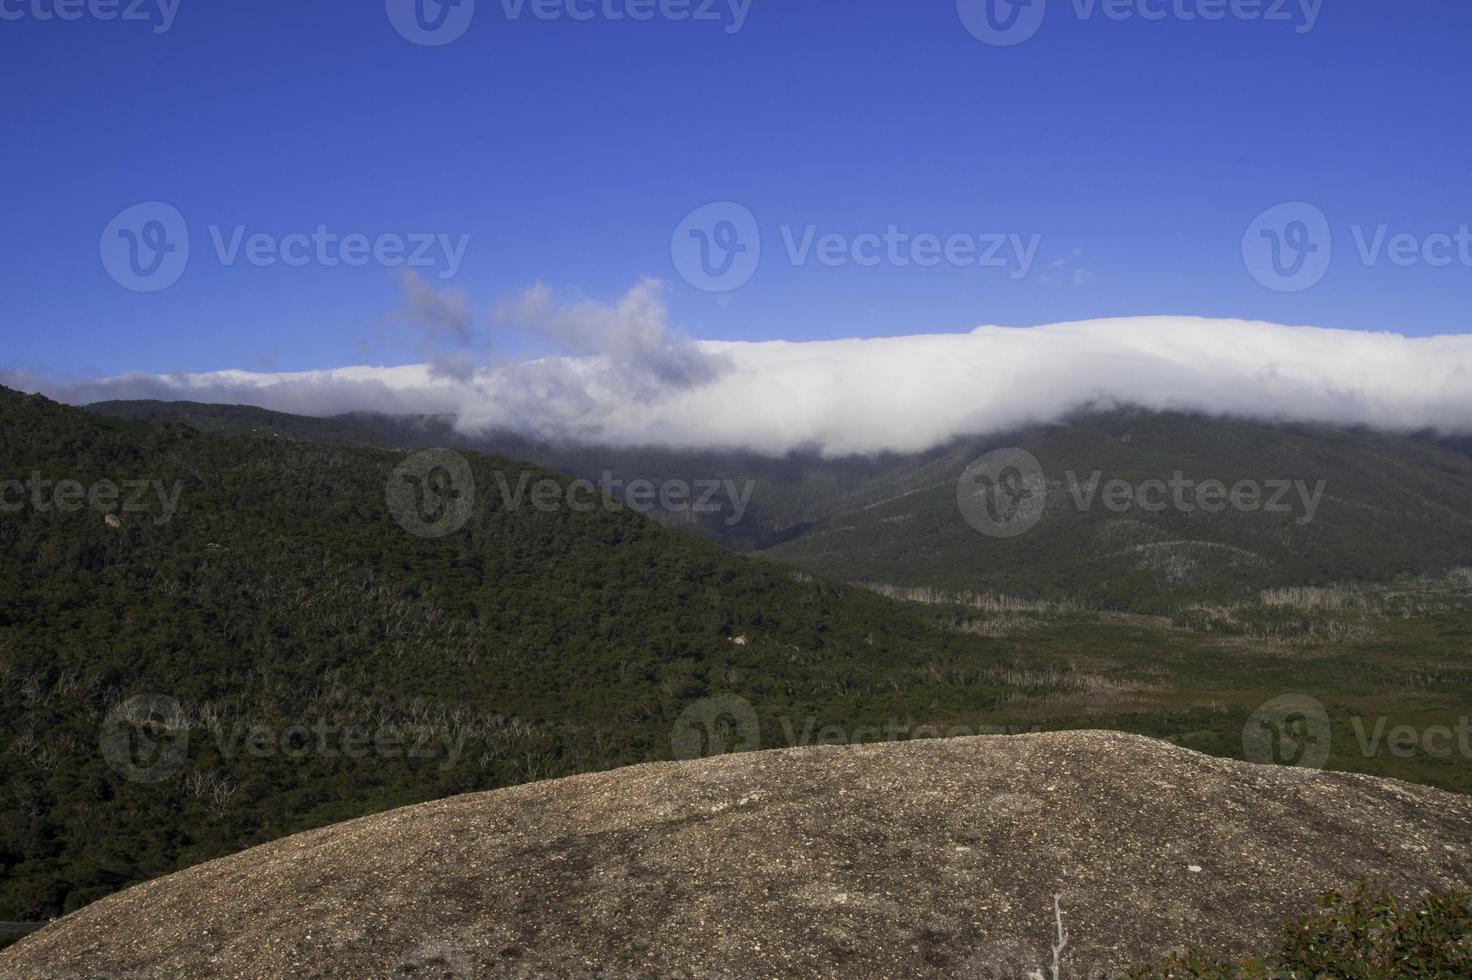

left=852, top=571, right=1472, bottom=795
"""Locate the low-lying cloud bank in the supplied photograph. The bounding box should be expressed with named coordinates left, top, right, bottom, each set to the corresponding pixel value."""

left=9, top=314, right=1472, bottom=457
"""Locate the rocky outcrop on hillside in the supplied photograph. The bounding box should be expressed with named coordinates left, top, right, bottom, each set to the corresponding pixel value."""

left=4, top=731, right=1471, bottom=978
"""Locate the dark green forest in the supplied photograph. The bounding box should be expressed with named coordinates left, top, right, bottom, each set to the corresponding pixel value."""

left=8, top=388, right=1472, bottom=930
left=92, top=399, right=1472, bottom=607
left=0, top=388, right=1026, bottom=921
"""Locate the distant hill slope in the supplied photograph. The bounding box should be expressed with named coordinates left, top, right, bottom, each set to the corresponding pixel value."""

left=85, top=398, right=397, bottom=448
left=86, top=399, right=910, bottom=552
left=4, top=731, right=1471, bottom=979
left=766, top=412, right=1472, bottom=608
left=87, top=401, right=1472, bottom=607
left=0, top=387, right=1027, bottom=922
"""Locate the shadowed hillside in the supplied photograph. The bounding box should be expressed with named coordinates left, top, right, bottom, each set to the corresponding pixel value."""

left=763, top=413, right=1472, bottom=609
left=0, top=387, right=1033, bottom=922
left=87, top=401, right=1472, bottom=607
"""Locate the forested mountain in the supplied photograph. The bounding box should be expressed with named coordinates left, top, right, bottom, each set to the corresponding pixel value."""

left=85, top=399, right=396, bottom=448
left=15, top=389, right=1472, bottom=929
left=91, top=400, right=1472, bottom=607
left=1, top=387, right=1024, bottom=921
left=765, top=412, right=1472, bottom=608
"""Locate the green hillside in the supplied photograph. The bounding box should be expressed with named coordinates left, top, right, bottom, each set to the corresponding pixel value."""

left=12, top=391, right=1472, bottom=930
left=0, top=388, right=1033, bottom=921
left=765, top=412, right=1472, bottom=608
left=85, top=399, right=398, bottom=448
left=88, top=401, right=1472, bottom=607
left=83, top=401, right=987, bottom=551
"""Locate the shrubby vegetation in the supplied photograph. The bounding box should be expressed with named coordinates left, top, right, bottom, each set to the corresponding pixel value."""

left=766, top=412, right=1472, bottom=610
left=91, top=402, right=1472, bottom=584
left=93, top=401, right=1472, bottom=608
left=10, top=390, right=1472, bottom=929
left=1128, top=883, right=1472, bottom=978
left=0, top=388, right=1030, bottom=920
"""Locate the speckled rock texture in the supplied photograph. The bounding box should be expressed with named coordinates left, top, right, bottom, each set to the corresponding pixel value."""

left=5, top=731, right=1471, bottom=979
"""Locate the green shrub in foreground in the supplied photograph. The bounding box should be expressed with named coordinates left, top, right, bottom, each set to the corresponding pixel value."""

left=1127, top=883, right=1472, bottom=979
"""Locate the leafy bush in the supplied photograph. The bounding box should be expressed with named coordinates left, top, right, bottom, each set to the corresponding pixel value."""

left=1128, top=883, right=1472, bottom=978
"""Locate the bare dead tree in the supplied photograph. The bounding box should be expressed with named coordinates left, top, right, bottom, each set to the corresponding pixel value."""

left=1026, top=894, right=1068, bottom=980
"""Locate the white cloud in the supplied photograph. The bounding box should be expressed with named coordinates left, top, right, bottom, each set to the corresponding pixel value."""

left=393, top=268, right=472, bottom=347
left=496, top=277, right=728, bottom=396
left=8, top=288, right=1472, bottom=456
left=1038, top=248, right=1096, bottom=288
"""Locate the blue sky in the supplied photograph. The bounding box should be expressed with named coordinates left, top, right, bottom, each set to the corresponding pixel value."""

left=4, top=0, right=1471, bottom=382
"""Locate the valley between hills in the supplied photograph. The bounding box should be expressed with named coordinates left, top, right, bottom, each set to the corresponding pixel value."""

left=4, top=388, right=1472, bottom=974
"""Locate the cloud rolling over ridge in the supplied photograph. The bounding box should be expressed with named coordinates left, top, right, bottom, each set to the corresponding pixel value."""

left=8, top=300, right=1472, bottom=456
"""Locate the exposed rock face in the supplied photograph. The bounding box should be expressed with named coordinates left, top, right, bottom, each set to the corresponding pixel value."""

left=5, top=731, right=1472, bottom=979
